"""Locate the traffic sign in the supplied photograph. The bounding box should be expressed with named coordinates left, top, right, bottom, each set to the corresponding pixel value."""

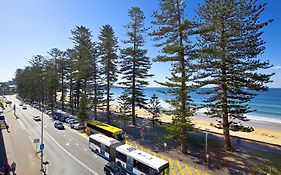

left=34, top=138, right=40, bottom=143
left=40, top=144, right=45, bottom=150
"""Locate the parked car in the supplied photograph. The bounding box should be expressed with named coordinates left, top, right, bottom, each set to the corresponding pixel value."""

left=0, top=114, right=5, bottom=120
left=58, top=116, right=66, bottom=122
left=54, top=121, right=64, bottom=130
left=6, top=101, right=12, bottom=104
left=67, top=119, right=75, bottom=124
left=22, top=105, right=27, bottom=110
left=70, top=121, right=79, bottom=129
left=73, top=123, right=85, bottom=130
left=33, top=115, right=41, bottom=121
left=104, top=162, right=126, bottom=175
left=65, top=117, right=72, bottom=123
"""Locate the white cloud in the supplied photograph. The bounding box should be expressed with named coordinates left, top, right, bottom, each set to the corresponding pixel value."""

left=272, top=65, right=281, bottom=69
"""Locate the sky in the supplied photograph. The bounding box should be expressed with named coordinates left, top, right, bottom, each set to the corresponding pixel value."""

left=0, top=0, right=280, bottom=87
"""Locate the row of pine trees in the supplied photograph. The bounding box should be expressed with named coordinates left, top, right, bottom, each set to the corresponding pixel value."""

left=15, top=0, right=273, bottom=152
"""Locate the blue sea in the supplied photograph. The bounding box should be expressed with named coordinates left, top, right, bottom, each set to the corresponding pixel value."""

left=111, top=87, right=281, bottom=124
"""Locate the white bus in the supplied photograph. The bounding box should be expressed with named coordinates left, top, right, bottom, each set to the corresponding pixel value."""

left=89, top=134, right=123, bottom=161
left=115, top=144, right=169, bottom=175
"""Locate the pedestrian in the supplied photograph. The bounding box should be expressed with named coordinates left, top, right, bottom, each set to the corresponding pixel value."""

left=10, top=162, right=16, bottom=175
left=237, top=137, right=240, bottom=145
left=6, top=124, right=10, bottom=133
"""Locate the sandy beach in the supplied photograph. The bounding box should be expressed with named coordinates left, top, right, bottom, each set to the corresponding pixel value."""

left=110, top=104, right=281, bottom=146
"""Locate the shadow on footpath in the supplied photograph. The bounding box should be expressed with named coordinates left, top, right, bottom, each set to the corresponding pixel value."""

left=0, top=127, right=8, bottom=173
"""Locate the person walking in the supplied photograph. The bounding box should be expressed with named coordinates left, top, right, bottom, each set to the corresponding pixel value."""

left=6, top=124, right=10, bottom=133
left=237, top=138, right=241, bottom=145
left=10, top=162, right=16, bottom=175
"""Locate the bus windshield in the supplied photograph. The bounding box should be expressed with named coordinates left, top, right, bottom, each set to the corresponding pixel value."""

left=115, top=132, right=124, bottom=141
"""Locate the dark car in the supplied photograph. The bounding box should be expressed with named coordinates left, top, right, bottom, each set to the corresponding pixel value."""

left=104, top=162, right=126, bottom=175
left=53, top=113, right=62, bottom=120
left=54, top=121, right=64, bottom=130
left=58, top=116, right=66, bottom=122
left=0, top=114, right=5, bottom=120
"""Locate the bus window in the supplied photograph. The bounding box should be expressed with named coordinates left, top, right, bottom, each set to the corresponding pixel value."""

left=115, top=132, right=124, bottom=141
left=159, top=166, right=169, bottom=175
left=116, top=151, right=127, bottom=162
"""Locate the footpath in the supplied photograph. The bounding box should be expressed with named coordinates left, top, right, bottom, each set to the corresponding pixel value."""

left=0, top=104, right=41, bottom=175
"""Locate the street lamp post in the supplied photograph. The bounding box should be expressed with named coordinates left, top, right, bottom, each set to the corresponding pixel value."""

left=204, top=129, right=210, bottom=172
left=40, top=101, right=44, bottom=173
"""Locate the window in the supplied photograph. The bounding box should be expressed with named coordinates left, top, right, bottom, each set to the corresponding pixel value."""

left=116, top=151, right=127, bottom=162
left=89, top=138, right=101, bottom=147
left=115, top=132, right=124, bottom=141
left=133, top=160, right=150, bottom=174
left=105, top=145, right=110, bottom=153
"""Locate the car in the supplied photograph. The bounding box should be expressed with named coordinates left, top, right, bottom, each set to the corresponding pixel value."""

left=54, top=121, right=64, bottom=130
left=58, top=116, right=66, bottom=122
left=67, top=118, right=75, bottom=124
left=33, top=115, right=41, bottom=121
left=104, top=162, right=126, bottom=175
left=45, top=110, right=52, bottom=115
left=65, top=117, right=72, bottom=123
left=73, top=123, right=85, bottom=130
left=70, top=121, right=79, bottom=129
left=6, top=101, right=12, bottom=104
left=0, top=114, right=5, bottom=120
left=19, top=103, right=23, bottom=106
left=22, top=105, right=27, bottom=110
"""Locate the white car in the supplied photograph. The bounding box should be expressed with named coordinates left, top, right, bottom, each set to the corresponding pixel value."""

left=73, top=123, right=85, bottom=130
left=33, top=115, right=41, bottom=121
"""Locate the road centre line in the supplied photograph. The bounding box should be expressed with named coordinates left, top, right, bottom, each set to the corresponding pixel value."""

left=20, top=106, right=100, bottom=175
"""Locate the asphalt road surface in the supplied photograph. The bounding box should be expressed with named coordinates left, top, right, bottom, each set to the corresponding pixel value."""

left=8, top=95, right=107, bottom=175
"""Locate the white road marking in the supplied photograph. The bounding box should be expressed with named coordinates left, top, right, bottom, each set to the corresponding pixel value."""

left=76, top=143, right=79, bottom=146
left=84, top=148, right=88, bottom=151
left=69, top=138, right=72, bottom=141
left=14, top=99, right=100, bottom=175
left=63, top=134, right=66, bottom=137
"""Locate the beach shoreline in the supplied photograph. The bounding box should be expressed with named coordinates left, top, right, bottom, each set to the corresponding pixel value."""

left=109, top=104, right=281, bottom=146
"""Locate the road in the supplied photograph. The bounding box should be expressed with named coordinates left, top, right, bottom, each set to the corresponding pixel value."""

left=8, top=95, right=107, bottom=175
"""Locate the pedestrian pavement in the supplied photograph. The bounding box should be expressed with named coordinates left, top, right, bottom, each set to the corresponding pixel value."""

left=0, top=105, right=41, bottom=175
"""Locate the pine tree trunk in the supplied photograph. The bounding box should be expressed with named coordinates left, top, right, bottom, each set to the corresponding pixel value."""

left=132, top=30, right=137, bottom=126
left=132, top=59, right=136, bottom=125
left=181, top=126, right=187, bottom=154
left=70, top=78, right=73, bottom=115
left=84, top=79, right=87, bottom=95
left=94, top=80, right=97, bottom=120
left=107, top=69, right=110, bottom=124
left=222, top=83, right=232, bottom=151
left=61, top=70, right=64, bottom=111
left=177, top=0, right=187, bottom=154
left=76, top=80, right=80, bottom=110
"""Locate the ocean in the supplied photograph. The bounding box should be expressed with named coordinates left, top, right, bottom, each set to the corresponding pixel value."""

left=111, top=87, right=281, bottom=124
